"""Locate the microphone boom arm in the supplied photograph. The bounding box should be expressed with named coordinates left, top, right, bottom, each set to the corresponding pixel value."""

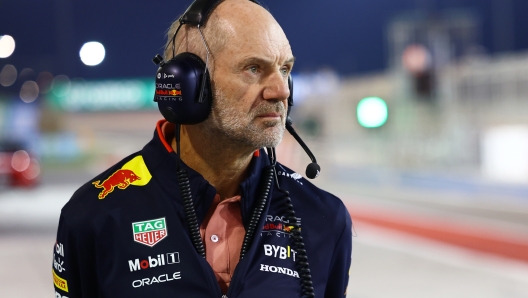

left=285, top=117, right=321, bottom=179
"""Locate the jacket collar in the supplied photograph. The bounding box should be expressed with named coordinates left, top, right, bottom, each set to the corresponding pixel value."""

left=141, top=120, right=270, bottom=225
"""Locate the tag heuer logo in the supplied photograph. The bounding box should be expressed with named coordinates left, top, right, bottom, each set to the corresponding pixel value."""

left=132, top=218, right=168, bottom=247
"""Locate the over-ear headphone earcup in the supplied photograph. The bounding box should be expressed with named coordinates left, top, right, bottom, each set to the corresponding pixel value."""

left=287, top=74, right=293, bottom=117
left=154, top=52, right=212, bottom=124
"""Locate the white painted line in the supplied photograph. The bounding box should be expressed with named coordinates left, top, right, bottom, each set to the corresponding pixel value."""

left=354, top=222, right=528, bottom=285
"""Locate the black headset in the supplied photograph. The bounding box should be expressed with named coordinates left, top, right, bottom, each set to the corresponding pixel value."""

left=152, top=0, right=293, bottom=125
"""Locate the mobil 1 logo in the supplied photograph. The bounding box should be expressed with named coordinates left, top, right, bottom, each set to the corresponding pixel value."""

left=128, top=252, right=180, bottom=272
left=132, top=217, right=168, bottom=247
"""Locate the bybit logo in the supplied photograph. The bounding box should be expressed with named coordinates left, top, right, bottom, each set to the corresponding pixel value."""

left=263, top=244, right=297, bottom=261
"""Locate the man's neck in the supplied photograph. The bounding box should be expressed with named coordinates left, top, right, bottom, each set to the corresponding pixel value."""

left=171, top=124, right=255, bottom=200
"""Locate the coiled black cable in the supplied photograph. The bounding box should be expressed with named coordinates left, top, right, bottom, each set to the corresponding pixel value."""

left=269, top=148, right=315, bottom=298
left=276, top=188, right=314, bottom=298
left=177, top=168, right=206, bottom=258
left=240, top=165, right=274, bottom=259
left=174, top=124, right=205, bottom=258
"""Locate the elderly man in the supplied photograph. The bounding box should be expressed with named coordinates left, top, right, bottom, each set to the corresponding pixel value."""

left=52, top=0, right=352, bottom=297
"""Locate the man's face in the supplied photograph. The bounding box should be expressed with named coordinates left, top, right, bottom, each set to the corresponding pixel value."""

left=202, top=7, right=294, bottom=150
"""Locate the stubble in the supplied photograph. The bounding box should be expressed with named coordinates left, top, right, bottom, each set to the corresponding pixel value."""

left=201, top=85, right=286, bottom=150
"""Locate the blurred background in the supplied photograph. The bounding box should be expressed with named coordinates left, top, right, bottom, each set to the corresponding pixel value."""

left=1, top=0, right=528, bottom=297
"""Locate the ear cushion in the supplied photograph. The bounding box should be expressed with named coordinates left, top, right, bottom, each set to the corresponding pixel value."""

left=154, top=52, right=212, bottom=124
left=287, top=74, right=293, bottom=117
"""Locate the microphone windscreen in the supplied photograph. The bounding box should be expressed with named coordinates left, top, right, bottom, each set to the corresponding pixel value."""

left=305, top=163, right=320, bottom=179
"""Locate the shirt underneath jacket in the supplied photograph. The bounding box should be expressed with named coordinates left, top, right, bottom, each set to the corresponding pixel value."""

left=161, top=121, right=246, bottom=293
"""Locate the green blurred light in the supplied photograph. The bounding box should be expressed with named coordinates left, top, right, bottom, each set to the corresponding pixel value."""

left=357, top=97, right=388, bottom=128
left=46, top=78, right=156, bottom=112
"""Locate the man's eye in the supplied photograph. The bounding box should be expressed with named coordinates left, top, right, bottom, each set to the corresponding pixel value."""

left=249, top=66, right=258, bottom=74
left=280, top=68, right=289, bottom=77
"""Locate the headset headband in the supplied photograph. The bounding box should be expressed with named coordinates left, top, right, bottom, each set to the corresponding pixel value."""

left=180, top=0, right=261, bottom=26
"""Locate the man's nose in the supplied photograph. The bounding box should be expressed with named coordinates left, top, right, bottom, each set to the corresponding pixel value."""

left=262, top=72, right=290, bottom=102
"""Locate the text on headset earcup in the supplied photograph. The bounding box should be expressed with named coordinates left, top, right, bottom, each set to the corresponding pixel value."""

left=154, top=52, right=212, bottom=124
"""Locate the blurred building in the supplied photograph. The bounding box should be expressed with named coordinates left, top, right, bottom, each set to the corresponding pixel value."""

left=292, top=9, right=528, bottom=184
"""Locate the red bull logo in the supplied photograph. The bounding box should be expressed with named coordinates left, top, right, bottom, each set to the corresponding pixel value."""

left=262, top=223, right=298, bottom=233
left=155, top=89, right=182, bottom=96
left=92, top=155, right=152, bottom=200
left=92, top=169, right=141, bottom=199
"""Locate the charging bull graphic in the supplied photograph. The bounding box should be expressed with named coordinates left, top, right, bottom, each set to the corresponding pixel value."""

left=92, top=155, right=152, bottom=199
left=92, top=169, right=140, bottom=199
left=169, top=89, right=182, bottom=96
left=283, top=225, right=295, bottom=233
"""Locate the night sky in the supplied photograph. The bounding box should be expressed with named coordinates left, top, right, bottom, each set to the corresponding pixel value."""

left=1, top=0, right=527, bottom=79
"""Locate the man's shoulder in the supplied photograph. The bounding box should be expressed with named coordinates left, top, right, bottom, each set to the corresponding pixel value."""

left=274, top=163, right=349, bottom=217
left=60, top=151, right=148, bottom=227
left=273, top=163, right=352, bottom=245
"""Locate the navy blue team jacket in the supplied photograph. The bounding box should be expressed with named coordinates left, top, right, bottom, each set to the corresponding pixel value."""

left=52, top=121, right=352, bottom=297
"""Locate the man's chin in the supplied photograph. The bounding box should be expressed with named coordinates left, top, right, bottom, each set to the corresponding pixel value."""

left=254, top=128, right=285, bottom=148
